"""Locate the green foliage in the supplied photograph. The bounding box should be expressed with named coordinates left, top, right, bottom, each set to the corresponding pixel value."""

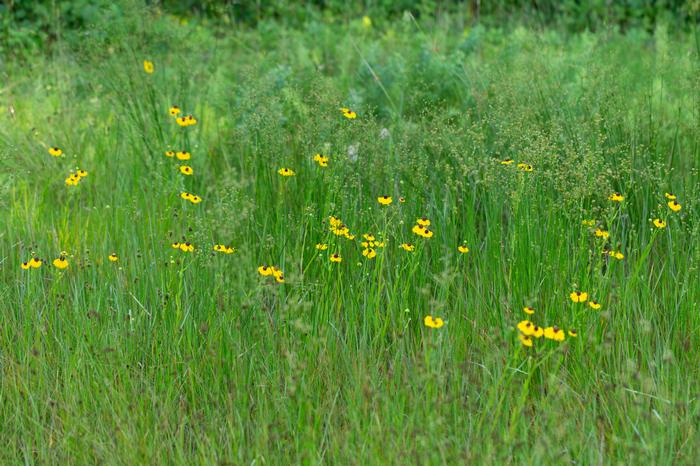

left=1, top=2, right=699, bottom=464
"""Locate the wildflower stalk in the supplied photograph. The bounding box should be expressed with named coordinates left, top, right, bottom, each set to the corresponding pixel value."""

left=506, top=347, right=559, bottom=440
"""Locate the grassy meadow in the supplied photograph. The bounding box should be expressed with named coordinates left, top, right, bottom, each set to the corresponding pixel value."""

left=1, top=4, right=700, bottom=464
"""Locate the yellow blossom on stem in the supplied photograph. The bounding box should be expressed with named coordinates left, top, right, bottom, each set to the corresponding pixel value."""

left=340, top=107, right=357, bottom=119
left=518, top=333, right=533, bottom=347
left=424, top=315, right=444, bottom=329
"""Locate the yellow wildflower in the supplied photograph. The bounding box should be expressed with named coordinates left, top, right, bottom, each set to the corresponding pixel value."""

left=543, top=326, right=565, bottom=341
left=532, top=325, right=544, bottom=338
left=48, top=147, right=63, bottom=157
left=608, top=192, right=624, bottom=202
left=340, top=107, right=357, bottom=119
left=169, top=105, right=181, bottom=116
left=278, top=168, right=295, bottom=177
left=412, top=225, right=433, bottom=238
left=668, top=200, right=681, bottom=212
left=589, top=300, right=601, bottom=310
left=652, top=218, right=666, bottom=229
left=313, top=153, right=329, bottom=167
left=179, top=242, right=194, bottom=252
left=108, top=253, right=118, bottom=262
left=523, top=306, right=535, bottom=315
left=458, top=245, right=469, bottom=254
left=65, top=174, right=80, bottom=186
left=315, top=243, right=328, bottom=251
left=53, top=256, right=69, bottom=270
left=271, top=267, right=285, bottom=283
left=176, top=151, right=191, bottom=161
left=518, top=333, right=533, bottom=347
left=179, top=165, right=193, bottom=175
left=330, top=253, right=342, bottom=263
left=377, top=195, right=393, bottom=205
left=570, top=291, right=588, bottom=303
left=400, top=243, right=415, bottom=252
left=143, top=60, right=154, bottom=74
left=608, top=250, right=624, bottom=260
left=213, top=245, right=235, bottom=254
left=424, top=315, right=444, bottom=329
left=176, top=115, right=197, bottom=127
left=517, top=320, right=534, bottom=336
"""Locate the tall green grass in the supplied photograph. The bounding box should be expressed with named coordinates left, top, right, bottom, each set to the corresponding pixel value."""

left=1, top=6, right=699, bottom=464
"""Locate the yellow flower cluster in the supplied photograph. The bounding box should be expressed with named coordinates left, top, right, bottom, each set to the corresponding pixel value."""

left=164, top=99, right=196, bottom=126
left=65, top=169, right=88, bottom=186
left=171, top=241, right=195, bottom=252
left=665, top=192, right=682, bottom=212
left=313, top=153, right=329, bottom=167
left=329, top=216, right=355, bottom=240
left=213, top=244, right=235, bottom=254
left=175, top=114, right=198, bottom=127
left=412, top=217, right=434, bottom=239
left=424, top=315, right=444, bottom=329
left=500, top=158, right=533, bottom=172
left=515, top=289, right=603, bottom=346
left=20, top=257, right=44, bottom=270
left=517, top=319, right=571, bottom=347
left=606, top=250, right=624, bottom=260
left=180, top=192, right=202, bottom=204
left=257, top=265, right=285, bottom=283
left=361, top=233, right=385, bottom=259
left=340, top=107, right=357, bottom=119
left=164, top=150, right=191, bottom=160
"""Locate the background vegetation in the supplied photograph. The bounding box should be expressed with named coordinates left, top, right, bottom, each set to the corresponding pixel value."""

left=1, top=0, right=699, bottom=463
